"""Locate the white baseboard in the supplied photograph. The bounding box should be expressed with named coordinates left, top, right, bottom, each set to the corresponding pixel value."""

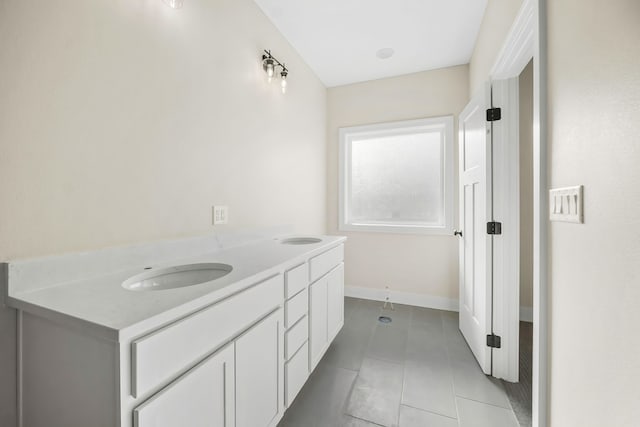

left=344, top=286, right=458, bottom=312
left=345, top=285, right=535, bottom=322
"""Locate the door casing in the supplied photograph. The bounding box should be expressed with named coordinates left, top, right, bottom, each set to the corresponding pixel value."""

left=487, top=0, right=548, bottom=425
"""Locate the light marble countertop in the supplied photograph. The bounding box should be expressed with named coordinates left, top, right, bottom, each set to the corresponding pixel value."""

left=5, top=234, right=346, bottom=342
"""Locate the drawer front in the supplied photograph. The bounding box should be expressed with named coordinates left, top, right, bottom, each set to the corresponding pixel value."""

left=285, top=315, right=308, bottom=360
left=132, top=275, right=283, bottom=398
left=285, top=263, right=308, bottom=299
left=285, top=342, right=309, bottom=407
left=309, top=244, right=344, bottom=282
left=285, top=287, right=308, bottom=329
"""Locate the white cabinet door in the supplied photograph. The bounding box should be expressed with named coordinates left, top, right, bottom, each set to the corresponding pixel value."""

left=327, top=263, right=344, bottom=341
left=236, top=309, right=282, bottom=427
left=285, top=342, right=309, bottom=407
left=309, top=276, right=328, bottom=370
left=134, top=343, right=235, bottom=427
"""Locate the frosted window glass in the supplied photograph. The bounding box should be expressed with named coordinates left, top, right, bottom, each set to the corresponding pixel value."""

left=350, top=131, right=444, bottom=225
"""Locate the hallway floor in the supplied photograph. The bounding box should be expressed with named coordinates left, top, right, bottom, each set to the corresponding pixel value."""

left=502, top=322, right=533, bottom=427
left=278, top=297, right=521, bottom=427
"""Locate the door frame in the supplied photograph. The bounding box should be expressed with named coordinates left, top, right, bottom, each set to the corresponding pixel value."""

left=490, top=76, right=520, bottom=383
left=489, top=0, right=548, bottom=426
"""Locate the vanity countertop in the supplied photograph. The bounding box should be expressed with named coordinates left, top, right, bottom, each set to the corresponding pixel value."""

left=4, top=235, right=346, bottom=342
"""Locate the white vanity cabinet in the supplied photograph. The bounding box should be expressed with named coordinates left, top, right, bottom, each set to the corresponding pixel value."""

left=282, top=243, right=346, bottom=406
left=283, top=263, right=310, bottom=407
left=130, top=278, right=285, bottom=427
left=8, top=236, right=347, bottom=427
left=134, top=308, right=283, bottom=427
left=18, top=275, right=285, bottom=427
left=308, top=245, right=345, bottom=371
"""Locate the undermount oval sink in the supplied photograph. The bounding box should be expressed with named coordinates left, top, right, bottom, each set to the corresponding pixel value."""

left=122, top=263, right=233, bottom=291
left=280, top=237, right=322, bottom=245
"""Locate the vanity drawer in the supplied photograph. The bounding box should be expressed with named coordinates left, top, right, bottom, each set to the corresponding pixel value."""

left=131, top=274, right=283, bottom=398
left=285, top=263, right=308, bottom=299
left=285, top=287, right=308, bottom=329
left=285, top=315, right=308, bottom=360
left=309, top=244, right=344, bottom=282
left=285, top=342, right=309, bottom=407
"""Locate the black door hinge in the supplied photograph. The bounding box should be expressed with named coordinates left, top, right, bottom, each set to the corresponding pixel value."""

left=487, top=221, right=502, bottom=235
left=486, top=107, right=502, bottom=122
left=487, top=334, right=502, bottom=348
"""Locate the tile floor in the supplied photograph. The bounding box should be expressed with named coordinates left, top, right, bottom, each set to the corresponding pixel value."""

left=278, top=297, right=521, bottom=427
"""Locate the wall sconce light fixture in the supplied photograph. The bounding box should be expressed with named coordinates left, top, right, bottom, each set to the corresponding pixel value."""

left=163, top=0, right=184, bottom=9
left=262, top=50, right=289, bottom=94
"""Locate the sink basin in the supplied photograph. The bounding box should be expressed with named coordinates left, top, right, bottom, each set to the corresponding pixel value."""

left=280, top=237, right=322, bottom=245
left=122, top=263, right=232, bottom=291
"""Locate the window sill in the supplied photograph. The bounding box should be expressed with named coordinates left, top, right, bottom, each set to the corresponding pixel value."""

left=338, top=223, right=454, bottom=236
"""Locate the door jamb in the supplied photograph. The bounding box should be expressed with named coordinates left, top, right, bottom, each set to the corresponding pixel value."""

left=489, top=0, right=548, bottom=426
left=489, top=77, right=520, bottom=383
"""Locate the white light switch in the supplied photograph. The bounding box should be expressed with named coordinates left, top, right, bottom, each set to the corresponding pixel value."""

left=549, top=186, right=583, bottom=223
left=212, top=206, right=228, bottom=225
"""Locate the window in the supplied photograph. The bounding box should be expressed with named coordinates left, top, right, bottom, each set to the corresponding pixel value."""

left=339, top=116, right=454, bottom=234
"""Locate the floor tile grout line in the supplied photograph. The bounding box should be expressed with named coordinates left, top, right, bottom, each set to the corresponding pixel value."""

left=322, top=363, right=359, bottom=374
left=394, top=306, right=414, bottom=427
left=340, top=366, right=362, bottom=426
left=402, top=307, right=462, bottom=424
left=442, top=312, right=515, bottom=410
left=454, top=395, right=516, bottom=411
left=400, top=403, right=459, bottom=421
left=440, top=311, right=463, bottom=426
left=339, top=297, right=379, bottom=427
left=345, top=414, right=386, bottom=427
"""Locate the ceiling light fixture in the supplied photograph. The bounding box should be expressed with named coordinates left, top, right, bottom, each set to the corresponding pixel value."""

left=262, top=50, right=289, bottom=94
left=163, top=0, right=184, bottom=9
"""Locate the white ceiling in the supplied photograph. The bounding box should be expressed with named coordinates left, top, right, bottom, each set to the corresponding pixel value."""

left=254, top=0, right=488, bottom=87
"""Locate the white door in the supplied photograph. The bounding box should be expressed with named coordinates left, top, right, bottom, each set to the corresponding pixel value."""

left=457, top=84, right=493, bottom=375
left=133, top=343, right=235, bottom=427
left=236, top=309, right=283, bottom=427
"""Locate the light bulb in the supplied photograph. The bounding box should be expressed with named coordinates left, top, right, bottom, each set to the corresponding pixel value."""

left=280, top=70, right=288, bottom=94
left=263, top=57, right=275, bottom=83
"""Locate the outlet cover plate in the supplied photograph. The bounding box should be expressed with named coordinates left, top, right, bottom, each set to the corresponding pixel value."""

left=212, top=206, right=228, bottom=225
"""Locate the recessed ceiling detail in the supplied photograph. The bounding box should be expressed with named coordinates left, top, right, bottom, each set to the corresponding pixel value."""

left=254, top=0, right=487, bottom=87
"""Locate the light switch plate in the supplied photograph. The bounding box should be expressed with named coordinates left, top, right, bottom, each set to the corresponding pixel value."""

left=549, top=186, right=583, bottom=223
left=212, top=205, right=228, bottom=225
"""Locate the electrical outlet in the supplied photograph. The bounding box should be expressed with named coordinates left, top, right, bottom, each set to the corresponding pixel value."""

left=212, top=206, right=228, bottom=225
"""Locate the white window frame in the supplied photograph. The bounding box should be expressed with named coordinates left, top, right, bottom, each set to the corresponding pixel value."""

left=338, top=116, right=454, bottom=235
